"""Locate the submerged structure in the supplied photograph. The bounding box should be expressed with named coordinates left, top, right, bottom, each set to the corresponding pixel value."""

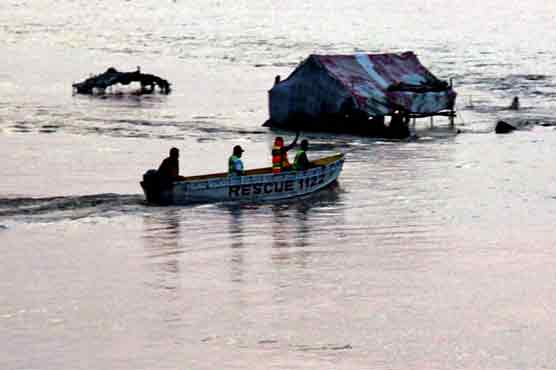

left=72, top=67, right=171, bottom=95
left=265, top=52, right=457, bottom=137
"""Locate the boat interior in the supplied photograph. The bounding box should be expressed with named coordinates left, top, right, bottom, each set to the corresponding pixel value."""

left=180, top=153, right=344, bottom=182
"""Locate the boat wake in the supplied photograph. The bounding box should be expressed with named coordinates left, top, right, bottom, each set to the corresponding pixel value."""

left=0, top=193, right=146, bottom=222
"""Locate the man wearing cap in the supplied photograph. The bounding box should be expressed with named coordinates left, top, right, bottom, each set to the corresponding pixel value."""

left=228, top=145, right=245, bottom=176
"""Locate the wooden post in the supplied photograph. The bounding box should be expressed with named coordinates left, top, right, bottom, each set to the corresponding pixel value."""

left=430, top=116, right=434, bottom=128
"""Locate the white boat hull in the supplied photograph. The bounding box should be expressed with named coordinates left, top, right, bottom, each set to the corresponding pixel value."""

left=141, top=153, right=344, bottom=205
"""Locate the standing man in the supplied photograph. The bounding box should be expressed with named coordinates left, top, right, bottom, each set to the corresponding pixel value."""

left=228, top=145, right=245, bottom=176
left=271, top=131, right=299, bottom=173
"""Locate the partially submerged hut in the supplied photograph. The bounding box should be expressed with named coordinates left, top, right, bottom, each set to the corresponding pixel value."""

left=265, top=52, right=457, bottom=137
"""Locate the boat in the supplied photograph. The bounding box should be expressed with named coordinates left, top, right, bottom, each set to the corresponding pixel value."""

left=140, top=153, right=344, bottom=205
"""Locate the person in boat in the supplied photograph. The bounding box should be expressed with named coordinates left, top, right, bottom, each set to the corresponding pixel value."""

left=158, top=147, right=185, bottom=187
left=292, top=139, right=314, bottom=171
left=509, top=96, right=520, bottom=110
left=271, top=131, right=299, bottom=173
left=228, top=145, right=245, bottom=176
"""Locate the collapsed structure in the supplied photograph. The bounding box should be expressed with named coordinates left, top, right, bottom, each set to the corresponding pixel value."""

left=72, top=67, right=171, bottom=95
left=265, top=52, right=457, bottom=137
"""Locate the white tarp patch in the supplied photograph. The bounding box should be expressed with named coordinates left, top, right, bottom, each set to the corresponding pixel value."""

left=355, top=54, right=389, bottom=89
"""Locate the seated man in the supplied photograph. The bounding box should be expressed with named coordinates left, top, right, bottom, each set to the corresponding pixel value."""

left=158, top=147, right=185, bottom=188
left=228, top=145, right=245, bottom=176
left=292, top=139, right=314, bottom=171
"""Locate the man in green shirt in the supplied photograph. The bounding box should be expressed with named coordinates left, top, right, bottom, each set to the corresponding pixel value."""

left=228, top=145, right=245, bottom=176
left=293, top=140, right=313, bottom=171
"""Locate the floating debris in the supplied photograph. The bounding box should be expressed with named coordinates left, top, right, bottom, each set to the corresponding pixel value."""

left=509, top=96, right=520, bottom=110
left=495, top=120, right=517, bottom=134
left=72, top=67, right=171, bottom=95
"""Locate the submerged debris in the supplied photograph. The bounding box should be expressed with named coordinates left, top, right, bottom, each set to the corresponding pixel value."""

left=72, top=67, right=171, bottom=95
left=495, top=120, right=517, bottom=134
left=509, top=96, right=520, bottom=110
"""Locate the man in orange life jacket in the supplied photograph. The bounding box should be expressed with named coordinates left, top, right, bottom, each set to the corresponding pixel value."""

left=271, top=131, right=299, bottom=173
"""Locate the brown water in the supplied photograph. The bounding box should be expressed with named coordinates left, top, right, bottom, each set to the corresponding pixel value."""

left=2, top=1, right=556, bottom=369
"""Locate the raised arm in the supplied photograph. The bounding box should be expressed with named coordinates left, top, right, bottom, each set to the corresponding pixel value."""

left=283, top=131, right=300, bottom=152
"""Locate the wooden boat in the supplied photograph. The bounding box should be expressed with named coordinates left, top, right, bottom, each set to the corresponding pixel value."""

left=141, top=153, right=344, bottom=205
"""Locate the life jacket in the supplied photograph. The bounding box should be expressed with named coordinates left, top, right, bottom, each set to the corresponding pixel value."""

left=228, top=155, right=243, bottom=175
left=293, top=149, right=305, bottom=170
left=271, top=145, right=290, bottom=173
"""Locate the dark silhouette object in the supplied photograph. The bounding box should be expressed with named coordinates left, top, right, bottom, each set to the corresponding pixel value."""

left=73, top=67, right=171, bottom=94
left=495, top=120, right=517, bottom=134
left=265, top=98, right=413, bottom=139
left=387, top=110, right=411, bottom=138
left=274, top=75, right=281, bottom=85
left=263, top=112, right=411, bottom=138
left=509, top=96, right=520, bottom=110
left=387, top=77, right=449, bottom=93
left=141, top=169, right=163, bottom=204
left=140, top=147, right=184, bottom=205
left=158, top=147, right=184, bottom=185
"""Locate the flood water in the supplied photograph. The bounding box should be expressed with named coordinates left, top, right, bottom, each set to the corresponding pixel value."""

left=2, top=1, right=556, bottom=369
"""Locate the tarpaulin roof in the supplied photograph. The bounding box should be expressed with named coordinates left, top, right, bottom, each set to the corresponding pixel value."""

left=268, top=51, right=456, bottom=123
left=315, top=52, right=455, bottom=115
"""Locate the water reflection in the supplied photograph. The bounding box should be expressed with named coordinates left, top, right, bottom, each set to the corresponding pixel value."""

left=270, top=184, right=342, bottom=266
left=141, top=208, right=190, bottom=332
left=221, top=185, right=344, bottom=282
left=270, top=204, right=290, bottom=250
left=226, top=204, right=246, bottom=283
left=142, top=208, right=183, bottom=287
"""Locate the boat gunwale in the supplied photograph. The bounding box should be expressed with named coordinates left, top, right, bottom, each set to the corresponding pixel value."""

left=178, top=153, right=344, bottom=182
